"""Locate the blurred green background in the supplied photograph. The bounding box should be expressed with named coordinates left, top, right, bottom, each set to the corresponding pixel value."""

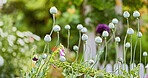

left=0, top=0, right=148, bottom=78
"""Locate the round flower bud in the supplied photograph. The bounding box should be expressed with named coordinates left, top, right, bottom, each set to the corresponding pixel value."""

left=59, top=56, right=66, bottom=62
left=50, top=7, right=57, bottom=14
left=112, top=18, right=118, bottom=24
left=89, top=59, right=94, bottom=65
left=44, top=34, right=51, bottom=42
left=53, top=25, right=61, bottom=32
left=43, top=54, right=47, bottom=59
left=65, top=25, right=71, bottom=30
left=115, top=37, right=121, bottom=42
left=118, top=57, right=123, bottom=63
left=102, top=31, right=109, bottom=37
left=143, top=52, right=147, bottom=57
left=73, top=45, right=79, bottom=51
left=137, top=32, right=142, bottom=38
left=133, top=11, right=140, bottom=18
left=109, top=23, right=115, bottom=29
left=127, top=28, right=134, bottom=35
left=95, top=36, right=102, bottom=44
left=81, top=27, right=87, bottom=33
left=125, top=42, right=130, bottom=48
left=77, top=24, right=83, bottom=30
left=123, top=11, right=130, bottom=18
left=82, top=34, right=88, bottom=41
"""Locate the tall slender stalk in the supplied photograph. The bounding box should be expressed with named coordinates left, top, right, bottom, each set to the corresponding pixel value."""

left=115, top=43, right=119, bottom=75
left=66, top=29, right=70, bottom=59
left=86, top=44, right=100, bottom=75
left=103, top=37, right=107, bottom=70
left=130, top=35, right=132, bottom=71
left=49, top=14, right=55, bottom=36
left=78, top=31, right=81, bottom=52
left=124, top=18, right=129, bottom=70
left=133, top=38, right=138, bottom=67
left=124, top=48, right=127, bottom=71
left=140, top=38, right=142, bottom=63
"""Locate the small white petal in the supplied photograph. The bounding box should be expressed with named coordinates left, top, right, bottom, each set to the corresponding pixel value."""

left=125, top=42, right=130, bottom=48
left=65, top=25, right=71, bottom=30
left=137, top=32, right=142, bottom=38
left=133, top=11, right=140, bottom=18
left=73, top=45, right=79, bottom=51
left=53, top=25, right=61, bottom=32
left=81, top=27, right=87, bottom=33
left=102, top=31, right=109, bottom=37
left=44, top=34, right=51, bottom=42
left=109, top=23, right=115, bottom=29
left=143, top=52, right=147, bottom=57
left=82, top=34, right=88, bottom=41
left=127, top=28, right=134, bottom=35
left=112, top=18, right=118, bottom=24
left=77, top=24, right=83, bottom=30
left=50, top=7, right=57, bottom=14
left=95, top=36, right=102, bottom=44
left=115, top=37, right=121, bottom=42
left=123, top=11, right=130, bottom=18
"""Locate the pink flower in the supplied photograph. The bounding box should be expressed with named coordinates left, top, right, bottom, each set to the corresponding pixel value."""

left=59, top=49, right=65, bottom=56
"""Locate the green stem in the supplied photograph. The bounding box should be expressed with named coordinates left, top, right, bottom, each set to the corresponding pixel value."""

left=78, top=31, right=81, bottom=52
left=49, top=14, right=55, bottom=36
left=123, top=18, right=129, bottom=70
left=116, top=43, right=119, bottom=75
left=124, top=48, right=127, bottom=71
left=103, top=37, right=107, bottom=70
left=133, top=38, right=138, bottom=68
left=140, top=38, right=142, bottom=63
left=66, top=29, right=70, bottom=59
left=130, top=35, right=132, bottom=72
left=86, top=44, right=101, bottom=75
left=145, top=57, right=146, bottom=66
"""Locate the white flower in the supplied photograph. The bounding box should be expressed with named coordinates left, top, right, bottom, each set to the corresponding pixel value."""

left=125, top=42, right=130, bottom=48
left=127, top=28, right=134, bottom=35
left=59, top=56, right=66, bottom=62
left=143, top=52, right=147, bottom=57
left=16, top=31, right=24, bottom=38
left=0, top=56, right=4, bottom=67
left=77, top=24, right=83, bottom=30
left=0, top=21, right=3, bottom=26
left=115, top=37, right=121, bottom=42
left=44, top=34, right=51, bottom=42
left=81, top=27, right=87, bottom=33
left=65, top=25, right=71, bottom=30
left=137, top=32, right=142, bottom=38
left=43, top=54, right=47, bottom=59
left=12, top=27, right=17, bottom=32
left=17, top=38, right=25, bottom=46
left=32, top=34, right=41, bottom=41
left=133, top=11, right=140, bottom=18
left=102, top=31, right=109, bottom=37
left=73, top=45, right=79, bottom=51
left=89, top=59, right=94, bottom=65
left=95, top=36, right=102, bottom=44
left=82, top=34, right=88, bottom=41
left=53, top=25, right=61, bottom=32
left=112, top=18, right=118, bottom=24
left=109, top=23, right=115, bottom=29
left=50, top=7, right=57, bottom=14
left=123, top=11, right=130, bottom=18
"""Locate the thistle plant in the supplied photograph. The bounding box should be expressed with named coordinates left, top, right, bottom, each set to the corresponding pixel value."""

left=22, top=7, right=147, bottom=78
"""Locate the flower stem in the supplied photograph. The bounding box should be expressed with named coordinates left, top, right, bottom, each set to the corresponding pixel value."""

left=133, top=38, right=138, bottom=68
left=116, top=43, right=119, bottom=75
left=49, top=14, right=55, bottom=36
left=140, top=38, right=142, bottom=63
left=78, top=31, right=81, bottom=52
left=103, top=37, right=107, bottom=70
left=66, top=29, right=70, bottom=59
left=130, top=35, right=132, bottom=71
left=124, top=48, right=127, bottom=71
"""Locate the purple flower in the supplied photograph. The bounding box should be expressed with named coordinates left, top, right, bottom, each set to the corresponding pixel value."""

left=96, top=24, right=110, bottom=35
left=59, top=49, right=65, bottom=56
left=32, top=57, right=39, bottom=61
left=52, top=64, right=56, bottom=68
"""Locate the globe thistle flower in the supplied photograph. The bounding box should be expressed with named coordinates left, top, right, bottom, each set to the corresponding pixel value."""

left=81, top=27, right=87, bottom=33
left=125, top=42, right=130, bottom=48
left=137, top=32, right=142, bottom=38
left=77, top=24, right=83, bottom=30
left=53, top=25, right=61, bottom=32
left=123, top=11, right=130, bottom=18
left=43, top=54, right=47, bottom=59
left=95, top=36, right=102, bottom=44
left=50, top=7, right=57, bottom=14
left=102, top=31, right=109, bottom=37
left=82, top=34, right=88, bottom=41
left=133, top=11, right=140, bottom=18
left=0, top=56, right=4, bottom=67
left=96, top=24, right=110, bottom=35
left=59, top=56, right=66, bottom=62
left=88, top=59, right=94, bottom=65
left=112, top=18, right=118, bottom=24
left=32, top=55, right=39, bottom=61
left=44, top=34, right=51, bottom=42
left=127, top=28, right=134, bottom=35
left=109, top=23, right=115, bottom=29
left=65, top=25, right=71, bottom=30
left=73, top=45, right=79, bottom=51
left=143, top=52, right=147, bottom=57
left=115, top=37, right=121, bottom=42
